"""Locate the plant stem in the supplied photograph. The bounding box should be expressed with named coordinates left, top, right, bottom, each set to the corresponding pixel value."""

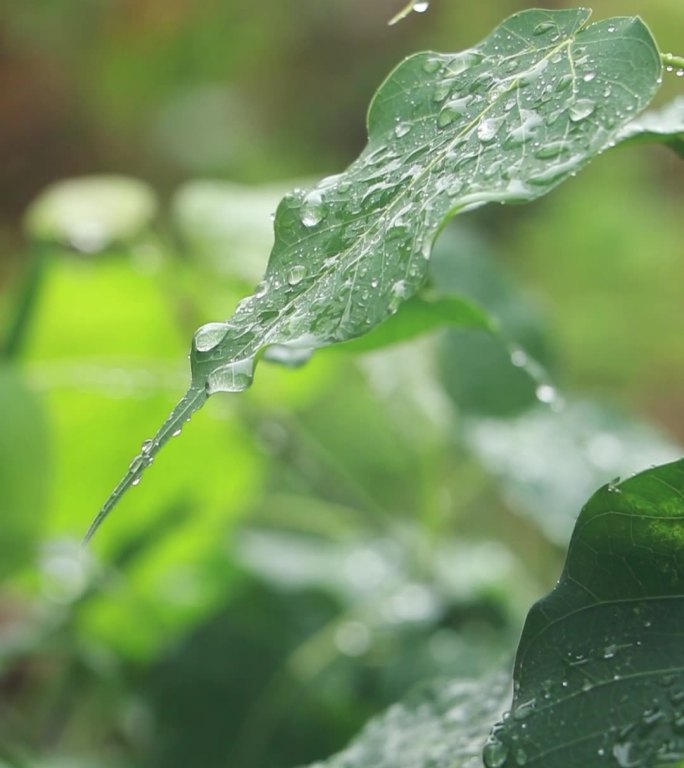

left=661, top=52, right=684, bottom=70
left=2, top=243, right=47, bottom=360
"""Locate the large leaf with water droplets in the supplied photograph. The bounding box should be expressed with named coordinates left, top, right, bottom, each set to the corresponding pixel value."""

left=86, top=8, right=664, bottom=540
left=485, top=459, right=684, bottom=768
left=306, top=674, right=510, bottom=768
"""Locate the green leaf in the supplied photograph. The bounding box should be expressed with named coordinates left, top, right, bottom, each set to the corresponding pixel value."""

left=306, top=674, right=510, bottom=768
left=617, top=96, right=684, bottom=157
left=335, top=293, right=492, bottom=354
left=172, top=180, right=293, bottom=282
left=485, top=459, right=684, bottom=767
left=0, top=366, right=51, bottom=578
left=24, top=176, right=158, bottom=252
left=87, top=8, right=664, bottom=540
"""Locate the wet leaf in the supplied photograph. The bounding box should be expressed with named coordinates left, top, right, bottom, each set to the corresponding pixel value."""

left=486, top=459, right=684, bottom=767
left=88, top=8, right=664, bottom=539
left=306, top=673, right=510, bottom=768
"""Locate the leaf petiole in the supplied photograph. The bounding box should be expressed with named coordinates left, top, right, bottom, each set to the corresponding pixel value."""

left=661, top=51, right=684, bottom=71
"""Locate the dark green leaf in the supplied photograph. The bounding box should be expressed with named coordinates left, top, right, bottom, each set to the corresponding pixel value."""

left=88, top=8, right=664, bottom=539
left=486, top=459, right=684, bottom=767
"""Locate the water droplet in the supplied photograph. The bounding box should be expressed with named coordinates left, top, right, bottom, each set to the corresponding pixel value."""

left=447, top=50, right=484, bottom=76
left=446, top=180, right=464, bottom=197
left=603, top=643, right=618, bottom=659
left=519, top=58, right=549, bottom=86
left=206, top=358, right=255, bottom=394
left=433, top=83, right=452, bottom=103
left=556, top=74, right=573, bottom=92
left=263, top=344, right=313, bottom=368
left=533, top=21, right=556, bottom=36
left=513, top=699, right=536, bottom=721
left=528, top=157, right=583, bottom=186
left=504, top=109, right=543, bottom=147
left=569, top=99, right=596, bottom=122
left=194, top=322, right=230, bottom=353
left=389, top=280, right=407, bottom=312
left=677, top=69, right=684, bottom=78
left=394, top=121, right=412, bottom=138
left=301, top=190, right=325, bottom=227
left=536, top=384, right=557, bottom=403
left=607, top=24, right=616, bottom=33
left=612, top=740, right=641, bottom=768
left=437, top=96, right=472, bottom=126
left=287, top=264, right=306, bottom=286
left=534, top=141, right=567, bottom=159
left=140, top=439, right=155, bottom=455
left=413, top=0, right=429, bottom=12
left=583, top=72, right=596, bottom=82
left=477, top=117, right=503, bottom=143
left=254, top=280, right=268, bottom=299
left=423, top=56, right=441, bottom=74
left=483, top=736, right=509, bottom=768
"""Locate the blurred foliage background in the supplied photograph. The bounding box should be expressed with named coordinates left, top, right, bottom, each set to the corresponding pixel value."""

left=0, top=1, right=682, bottom=766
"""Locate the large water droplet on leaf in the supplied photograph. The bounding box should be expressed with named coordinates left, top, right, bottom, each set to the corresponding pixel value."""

left=301, top=190, right=325, bottom=227
left=569, top=99, right=596, bottom=122
left=194, top=322, right=230, bottom=353
left=206, top=358, right=255, bottom=394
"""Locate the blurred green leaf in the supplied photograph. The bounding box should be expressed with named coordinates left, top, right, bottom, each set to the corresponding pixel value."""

left=172, top=181, right=293, bottom=282
left=618, top=96, right=684, bottom=157
left=433, top=226, right=550, bottom=418
left=21, top=253, right=261, bottom=657
left=487, top=459, right=684, bottom=767
left=90, top=7, right=665, bottom=539
left=336, top=294, right=491, bottom=354
left=306, top=673, right=510, bottom=768
left=0, top=366, right=51, bottom=578
left=23, top=176, right=158, bottom=253
left=464, top=399, right=681, bottom=545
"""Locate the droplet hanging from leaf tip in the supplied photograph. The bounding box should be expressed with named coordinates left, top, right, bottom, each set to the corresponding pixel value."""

left=388, top=0, right=430, bottom=26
